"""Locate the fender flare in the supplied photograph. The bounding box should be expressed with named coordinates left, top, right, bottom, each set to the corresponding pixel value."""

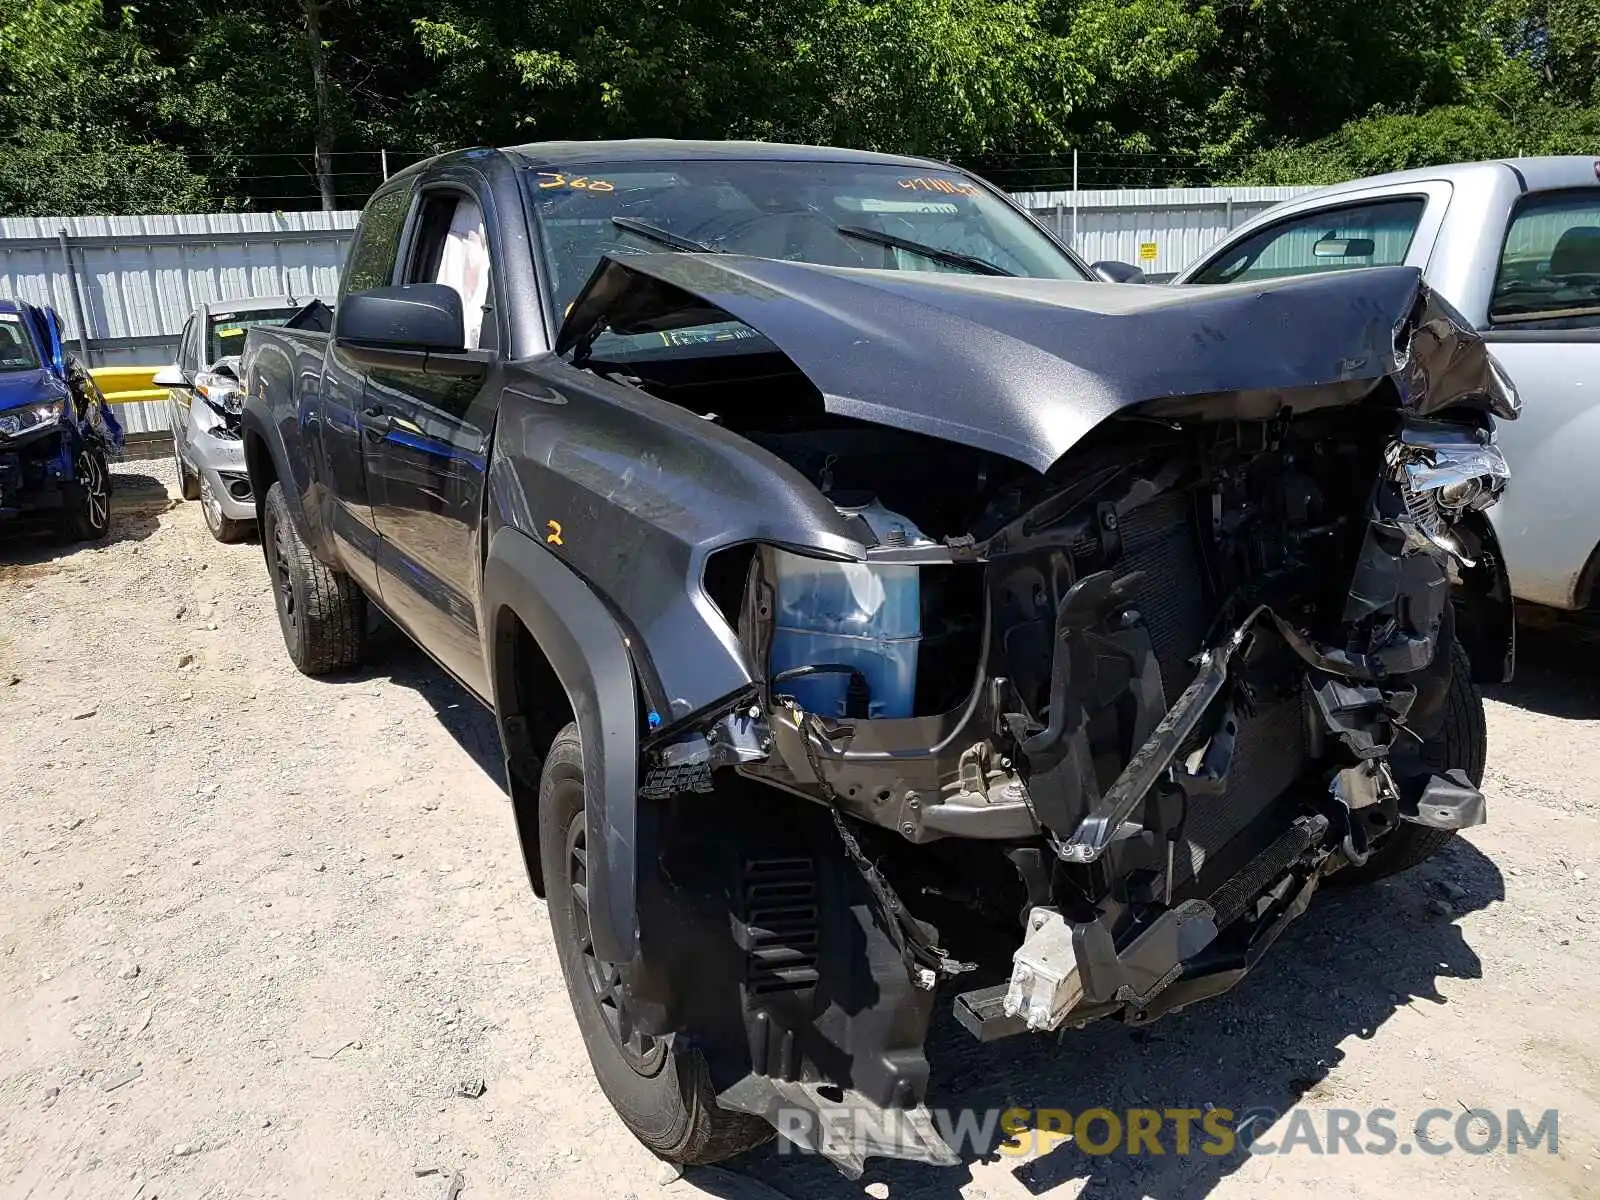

left=240, top=406, right=318, bottom=543
left=482, top=525, right=639, bottom=963
left=1454, top=511, right=1516, bottom=685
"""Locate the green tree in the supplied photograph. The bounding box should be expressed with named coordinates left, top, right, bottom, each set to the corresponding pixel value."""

left=0, top=0, right=211, bottom=215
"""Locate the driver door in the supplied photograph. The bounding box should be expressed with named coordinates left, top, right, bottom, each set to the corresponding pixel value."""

left=365, top=184, right=503, bottom=699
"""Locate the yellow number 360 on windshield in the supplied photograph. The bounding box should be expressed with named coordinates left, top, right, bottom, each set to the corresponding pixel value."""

left=536, top=172, right=615, bottom=193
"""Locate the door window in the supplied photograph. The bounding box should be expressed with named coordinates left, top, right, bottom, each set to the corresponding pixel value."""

left=343, top=182, right=414, bottom=295
left=1191, top=198, right=1427, bottom=285
left=1491, top=188, right=1600, bottom=328
left=404, top=192, right=495, bottom=352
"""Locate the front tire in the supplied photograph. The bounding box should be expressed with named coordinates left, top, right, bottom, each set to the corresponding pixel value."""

left=59, top=446, right=111, bottom=542
left=538, top=723, right=772, bottom=1165
left=199, top=473, right=249, bottom=543
left=261, top=481, right=364, bottom=675
left=1335, top=640, right=1486, bottom=884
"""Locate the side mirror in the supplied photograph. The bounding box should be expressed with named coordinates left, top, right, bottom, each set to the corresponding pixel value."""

left=335, top=284, right=466, bottom=354
left=153, top=363, right=189, bottom=388
left=1092, top=260, right=1148, bottom=284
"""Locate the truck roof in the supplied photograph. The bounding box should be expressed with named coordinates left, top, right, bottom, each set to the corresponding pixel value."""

left=1279, top=156, right=1600, bottom=204
left=503, top=139, right=955, bottom=173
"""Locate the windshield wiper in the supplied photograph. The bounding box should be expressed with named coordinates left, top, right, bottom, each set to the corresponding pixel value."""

left=835, top=225, right=1013, bottom=277
left=611, top=217, right=721, bottom=254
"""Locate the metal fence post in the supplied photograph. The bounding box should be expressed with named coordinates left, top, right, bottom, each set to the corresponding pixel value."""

left=55, top=230, right=93, bottom=360
left=1071, top=150, right=1080, bottom=246
left=381, top=148, right=390, bottom=181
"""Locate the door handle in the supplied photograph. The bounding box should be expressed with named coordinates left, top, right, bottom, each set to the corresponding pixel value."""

left=358, top=407, right=394, bottom=436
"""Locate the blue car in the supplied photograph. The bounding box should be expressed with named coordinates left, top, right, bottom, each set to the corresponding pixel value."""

left=0, top=299, right=124, bottom=540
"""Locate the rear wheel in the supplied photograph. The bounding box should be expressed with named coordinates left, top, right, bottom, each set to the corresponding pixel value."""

left=199, top=473, right=249, bottom=543
left=261, top=481, right=364, bottom=675
left=1335, top=640, right=1486, bottom=883
left=538, top=723, right=772, bottom=1164
left=59, top=446, right=110, bottom=542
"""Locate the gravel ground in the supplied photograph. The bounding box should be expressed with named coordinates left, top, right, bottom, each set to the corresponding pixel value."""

left=2, top=459, right=1598, bottom=1199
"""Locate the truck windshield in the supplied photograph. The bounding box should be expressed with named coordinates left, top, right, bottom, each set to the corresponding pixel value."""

left=0, top=315, right=41, bottom=372
left=206, top=309, right=300, bottom=364
left=1491, top=189, right=1600, bottom=328
left=523, top=159, right=1087, bottom=320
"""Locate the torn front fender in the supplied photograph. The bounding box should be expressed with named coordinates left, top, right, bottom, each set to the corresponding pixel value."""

left=487, top=364, right=866, bottom=731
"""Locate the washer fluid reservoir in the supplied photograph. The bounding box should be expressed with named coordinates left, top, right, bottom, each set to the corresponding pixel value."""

left=768, top=499, right=929, bottom=719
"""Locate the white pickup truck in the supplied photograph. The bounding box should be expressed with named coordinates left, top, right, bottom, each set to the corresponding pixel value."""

left=1176, top=157, right=1600, bottom=612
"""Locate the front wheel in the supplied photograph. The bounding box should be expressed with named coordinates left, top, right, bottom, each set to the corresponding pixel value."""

left=1335, top=640, right=1486, bottom=884
left=261, top=481, right=364, bottom=675
left=538, top=723, right=772, bottom=1165
left=59, top=446, right=111, bottom=542
left=199, top=474, right=249, bottom=543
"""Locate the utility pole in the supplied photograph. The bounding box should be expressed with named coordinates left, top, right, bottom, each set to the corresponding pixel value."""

left=304, top=0, right=336, bottom=211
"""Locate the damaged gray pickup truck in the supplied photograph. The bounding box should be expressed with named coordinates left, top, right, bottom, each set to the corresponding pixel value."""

left=240, top=142, right=1517, bottom=1176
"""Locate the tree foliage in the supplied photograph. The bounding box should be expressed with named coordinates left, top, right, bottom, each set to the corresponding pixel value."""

left=0, top=0, right=1593, bottom=215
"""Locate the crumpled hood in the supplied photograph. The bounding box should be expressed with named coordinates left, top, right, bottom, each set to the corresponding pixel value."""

left=557, top=255, right=1515, bottom=473
left=0, top=368, right=67, bottom=413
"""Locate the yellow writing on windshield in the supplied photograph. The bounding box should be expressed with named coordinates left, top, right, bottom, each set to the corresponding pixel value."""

left=537, top=172, right=616, bottom=193
left=897, top=177, right=977, bottom=197
left=216, top=327, right=245, bottom=339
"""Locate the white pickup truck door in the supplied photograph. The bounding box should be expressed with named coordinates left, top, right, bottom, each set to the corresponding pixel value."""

left=1479, top=332, right=1600, bottom=608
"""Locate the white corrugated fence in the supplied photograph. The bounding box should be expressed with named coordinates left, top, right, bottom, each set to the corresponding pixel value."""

left=0, top=188, right=1313, bottom=436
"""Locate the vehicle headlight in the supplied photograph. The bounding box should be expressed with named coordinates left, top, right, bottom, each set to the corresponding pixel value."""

left=0, top=398, right=66, bottom=439
left=1396, top=438, right=1509, bottom=515
left=196, top=371, right=243, bottom=415
left=1387, top=422, right=1509, bottom=562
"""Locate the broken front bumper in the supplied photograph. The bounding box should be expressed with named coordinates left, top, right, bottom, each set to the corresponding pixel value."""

left=183, top=407, right=254, bottom=521
left=0, top=428, right=74, bottom=519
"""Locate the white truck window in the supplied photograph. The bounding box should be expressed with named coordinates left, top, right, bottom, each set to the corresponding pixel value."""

left=1491, top=189, right=1600, bottom=327
left=1191, top=198, right=1426, bottom=285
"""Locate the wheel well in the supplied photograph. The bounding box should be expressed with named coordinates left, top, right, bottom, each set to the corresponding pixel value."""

left=244, top=432, right=277, bottom=525
left=494, top=608, right=577, bottom=897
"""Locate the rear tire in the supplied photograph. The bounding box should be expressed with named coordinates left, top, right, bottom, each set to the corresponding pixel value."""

left=1334, top=640, right=1486, bottom=884
left=538, top=723, right=772, bottom=1165
left=261, top=481, right=364, bottom=675
left=200, top=473, right=249, bottom=543
left=59, top=446, right=111, bottom=542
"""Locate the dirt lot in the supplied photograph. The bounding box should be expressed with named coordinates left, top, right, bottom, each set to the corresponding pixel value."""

left=2, top=459, right=1598, bottom=1200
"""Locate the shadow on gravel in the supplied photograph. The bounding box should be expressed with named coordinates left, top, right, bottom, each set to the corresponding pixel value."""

left=348, top=622, right=508, bottom=788
left=0, top=470, right=175, bottom=567
left=1485, top=604, right=1600, bottom=720
left=733, top=838, right=1502, bottom=1200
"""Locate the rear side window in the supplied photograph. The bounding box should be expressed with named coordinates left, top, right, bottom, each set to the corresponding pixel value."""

left=1191, top=198, right=1426, bottom=285
left=343, top=182, right=414, bottom=295
left=1491, top=189, right=1600, bottom=327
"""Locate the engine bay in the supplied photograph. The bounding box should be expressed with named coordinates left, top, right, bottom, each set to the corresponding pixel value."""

left=650, top=381, right=1510, bottom=1035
